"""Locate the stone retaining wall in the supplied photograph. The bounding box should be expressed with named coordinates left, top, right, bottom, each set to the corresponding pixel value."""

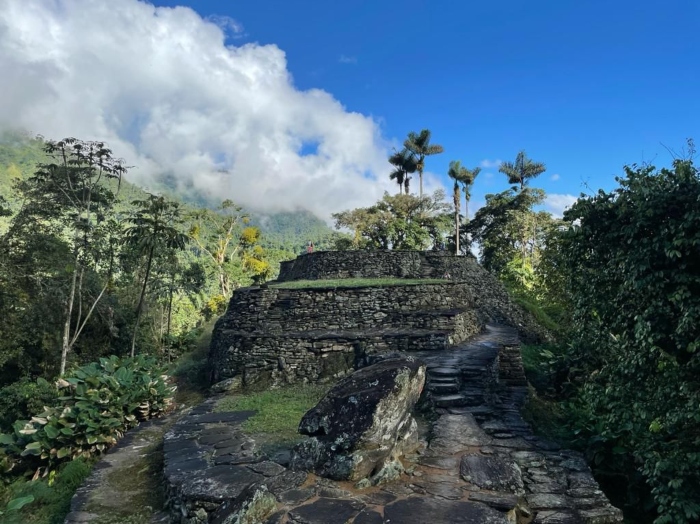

left=498, top=343, right=528, bottom=387
left=208, top=282, right=483, bottom=387
left=275, top=251, right=549, bottom=343
left=210, top=324, right=482, bottom=389
left=216, top=282, right=474, bottom=333
left=277, top=250, right=472, bottom=282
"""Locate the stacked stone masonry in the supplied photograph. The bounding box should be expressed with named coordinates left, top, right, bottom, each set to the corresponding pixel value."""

left=209, top=282, right=483, bottom=388
left=210, top=250, right=548, bottom=388
left=277, top=250, right=548, bottom=343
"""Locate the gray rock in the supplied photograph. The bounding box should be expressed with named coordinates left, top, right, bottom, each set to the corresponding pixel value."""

left=467, top=492, right=519, bottom=511
left=429, top=414, right=493, bottom=454
left=248, top=461, right=286, bottom=477
left=383, top=497, right=510, bottom=524
left=288, top=498, right=364, bottom=524
left=291, top=357, right=425, bottom=483
left=277, top=488, right=315, bottom=505
left=210, top=376, right=243, bottom=394
left=459, top=454, right=524, bottom=493
left=354, top=508, right=384, bottom=524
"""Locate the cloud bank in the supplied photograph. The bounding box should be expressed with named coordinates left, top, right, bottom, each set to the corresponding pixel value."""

left=0, top=0, right=407, bottom=219
left=544, top=193, right=578, bottom=217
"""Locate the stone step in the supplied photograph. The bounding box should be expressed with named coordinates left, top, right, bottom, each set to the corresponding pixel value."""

left=427, top=376, right=460, bottom=385
left=427, top=366, right=461, bottom=378
left=427, top=383, right=460, bottom=394
left=461, top=365, right=488, bottom=376
left=431, top=394, right=468, bottom=407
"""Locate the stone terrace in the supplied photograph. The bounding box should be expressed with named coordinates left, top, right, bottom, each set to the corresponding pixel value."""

left=209, top=281, right=483, bottom=388
left=209, top=250, right=550, bottom=389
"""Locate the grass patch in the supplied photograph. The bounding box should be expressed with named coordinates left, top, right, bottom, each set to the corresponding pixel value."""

left=513, top=295, right=561, bottom=333
left=215, top=384, right=329, bottom=444
left=170, top=317, right=218, bottom=406
left=270, top=278, right=447, bottom=289
left=521, top=386, right=573, bottom=444
left=0, top=458, right=94, bottom=524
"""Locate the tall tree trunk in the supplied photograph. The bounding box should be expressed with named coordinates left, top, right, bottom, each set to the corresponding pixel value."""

left=419, top=168, right=423, bottom=199
left=60, top=253, right=80, bottom=376
left=131, top=243, right=155, bottom=357
left=455, top=210, right=460, bottom=255
left=453, top=185, right=460, bottom=255
left=166, top=282, right=174, bottom=362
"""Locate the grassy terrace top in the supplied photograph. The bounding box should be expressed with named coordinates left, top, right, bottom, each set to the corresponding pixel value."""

left=268, top=277, right=448, bottom=289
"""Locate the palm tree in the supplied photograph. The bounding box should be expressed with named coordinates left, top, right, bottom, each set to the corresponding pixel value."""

left=459, top=165, right=481, bottom=222
left=388, top=148, right=417, bottom=195
left=499, top=151, right=546, bottom=260
left=498, top=150, right=546, bottom=192
left=124, top=194, right=189, bottom=357
left=447, top=164, right=462, bottom=255
left=448, top=161, right=482, bottom=255
left=404, top=129, right=444, bottom=198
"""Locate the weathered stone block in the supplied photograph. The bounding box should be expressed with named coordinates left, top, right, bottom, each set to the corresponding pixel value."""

left=290, top=357, right=425, bottom=484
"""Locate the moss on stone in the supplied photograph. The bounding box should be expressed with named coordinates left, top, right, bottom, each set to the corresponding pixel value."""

left=270, top=277, right=446, bottom=289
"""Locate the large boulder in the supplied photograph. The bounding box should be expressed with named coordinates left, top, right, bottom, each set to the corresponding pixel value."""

left=290, top=356, right=426, bottom=485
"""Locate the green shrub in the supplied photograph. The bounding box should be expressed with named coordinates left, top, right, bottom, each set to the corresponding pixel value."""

left=0, top=457, right=92, bottom=524
left=555, top=157, right=700, bottom=523
left=0, top=355, right=175, bottom=478
left=0, top=379, right=58, bottom=430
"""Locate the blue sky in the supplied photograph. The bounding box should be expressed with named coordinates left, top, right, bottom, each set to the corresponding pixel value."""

left=157, top=0, right=699, bottom=207
left=2, top=0, right=699, bottom=218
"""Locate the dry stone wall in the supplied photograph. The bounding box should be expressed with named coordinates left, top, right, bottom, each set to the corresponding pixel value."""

left=276, top=250, right=549, bottom=343
left=209, top=250, right=548, bottom=390
left=209, top=282, right=483, bottom=388
left=215, top=282, right=474, bottom=333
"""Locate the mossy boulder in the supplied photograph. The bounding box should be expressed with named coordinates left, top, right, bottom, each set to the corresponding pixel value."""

left=290, top=356, right=425, bottom=484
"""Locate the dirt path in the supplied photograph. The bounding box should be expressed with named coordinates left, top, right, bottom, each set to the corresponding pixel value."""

left=63, top=410, right=185, bottom=524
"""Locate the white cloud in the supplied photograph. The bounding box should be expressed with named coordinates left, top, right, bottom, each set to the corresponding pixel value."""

left=0, top=0, right=400, bottom=220
left=544, top=193, right=578, bottom=218
left=206, top=14, right=245, bottom=39
left=339, top=55, right=357, bottom=64
left=550, top=173, right=560, bottom=181
left=480, top=159, right=502, bottom=168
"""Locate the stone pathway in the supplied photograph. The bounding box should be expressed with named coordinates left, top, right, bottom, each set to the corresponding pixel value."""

left=64, top=413, right=181, bottom=524
left=161, top=324, right=623, bottom=524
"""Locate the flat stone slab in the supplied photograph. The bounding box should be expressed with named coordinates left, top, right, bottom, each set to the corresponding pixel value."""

left=429, top=414, right=493, bottom=453
left=179, top=465, right=265, bottom=501
left=191, top=410, right=256, bottom=424
left=467, top=491, right=519, bottom=511
left=248, top=460, right=287, bottom=477
left=428, top=367, right=462, bottom=377
left=418, top=455, right=459, bottom=470
left=353, top=508, right=384, bottom=524
left=383, top=497, right=510, bottom=524
left=432, top=394, right=468, bottom=407
left=288, top=498, right=364, bottom=524
left=277, top=488, right=315, bottom=505
left=460, top=454, right=524, bottom=493
left=428, top=383, right=460, bottom=394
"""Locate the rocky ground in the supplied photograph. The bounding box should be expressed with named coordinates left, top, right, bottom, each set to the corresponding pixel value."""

left=156, top=325, right=623, bottom=524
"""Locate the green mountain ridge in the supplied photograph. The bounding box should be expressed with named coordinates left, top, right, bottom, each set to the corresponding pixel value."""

left=0, top=130, right=334, bottom=250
